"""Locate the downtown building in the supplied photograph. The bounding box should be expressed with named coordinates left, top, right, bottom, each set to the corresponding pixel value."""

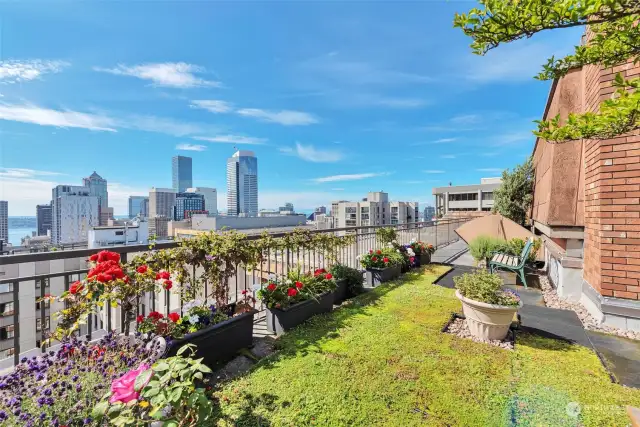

left=83, top=172, right=110, bottom=225
left=36, top=204, right=52, bottom=237
left=0, top=201, right=7, bottom=245
left=226, top=151, right=258, bottom=216
left=128, top=196, right=149, bottom=218
left=185, top=187, right=217, bottom=215
left=173, top=192, right=206, bottom=220
left=51, top=185, right=100, bottom=245
left=172, top=156, right=193, bottom=193
left=329, top=192, right=418, bottom=229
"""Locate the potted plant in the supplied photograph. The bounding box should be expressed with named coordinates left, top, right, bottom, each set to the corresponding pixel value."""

left=329, top=263, right=364, bottom=302
left=258, top=270, right=335, bottom=335
left=408, top=240, right=435, bottom=266
left=359, top=248, right=403, bottom=286
left=454, top=269, right=522, bottom=341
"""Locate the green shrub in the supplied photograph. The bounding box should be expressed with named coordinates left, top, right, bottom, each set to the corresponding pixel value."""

left=454, top=269, right=520, bottom=306
left=375, top=227, right=397, bottom=246
left=506, top=237, right=541, bottom=264
left=330, top=264, right=364, bottom=295
left=468, top=235, right=508, bottom=262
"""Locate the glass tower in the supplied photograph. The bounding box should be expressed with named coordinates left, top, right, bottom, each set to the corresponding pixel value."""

left=172, top=156, right=193, bottom=193
left=226, top=151, right=258, bottom=216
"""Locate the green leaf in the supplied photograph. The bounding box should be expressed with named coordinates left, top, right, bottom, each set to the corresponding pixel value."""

left=135, top=369, right=153, bottom=392
left=176, top=343, right=195, bottom=356
left=154, top=361, right=170, bottom=372
left=92, top=400, right=109, bottom=419
left=197, top=363, right=212, bottom=374
left=169, top=387, right=183, bottom=402
left=163, top=421, right=179, bottom=427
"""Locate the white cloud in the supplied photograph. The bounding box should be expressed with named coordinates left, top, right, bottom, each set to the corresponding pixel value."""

left=106, top=183, right=151, bottom=216
left=0, top=103, right=117, bottom=131
left=492, top=131, right=533, bottom=146
left=331, top=188, right=344, bottom=191
left=94, top=62, right=220, bottom=88
left=423, top=170, right=445, bottom=174
left=451, top=114, right=481, bottom=125
left=0, top=60, right=69, bottom=84
left=119, top=115, right=217, bottom=137
left=281, top=142, right=343, bottom=163
left=312, top=172, right=388, bottom=183
left=0, top=168, right=64, bottom=179
left=440, top=155, right=456, bottom=159
left=190, top=99, right=233, bottom=113
left=193, top=134, right=267, bottom=145
left=176, top=143, right=206, bottom=151
left=236, top=108, right=318, bottom=126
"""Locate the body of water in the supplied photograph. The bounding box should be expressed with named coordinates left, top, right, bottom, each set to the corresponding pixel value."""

left=8, top=228, right=37, bottom=246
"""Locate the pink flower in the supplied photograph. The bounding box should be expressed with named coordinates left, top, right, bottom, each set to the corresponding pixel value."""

left=109, top=364, right=151, bottom=404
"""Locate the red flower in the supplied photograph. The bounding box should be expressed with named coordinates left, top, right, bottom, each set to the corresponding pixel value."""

left=136, top=265, right=148, bottom=274
left=275, top=303, right=282, bottom=309
left=383, top=257, right=389, bottom=263
left=69, top=281, right=84, bottom=294
left=148, top=311, right=163, bottom=320
left=168, top=312, right=180, bottom=322
left=157, top=271, right=170, bottom=280
left=163, top=280, right=173, bottom=290
left=287, top=288, right=298, bottom=297
left=371, top=256, right=378, bottom=262
left=89, top=253, right=99, bottom=262
left=267, top=283, right=277, bottom=291
left=369, top=249, right=373, bottom=254
left=96, top=250, right=120, bottom=263
left=376, top=250, right=382, bottom=255
left=96, top=273, right=111, bottom=283
left=325, top=273, right=332, bottom=280
left=313, top=268, right=326, bottom=277
left=123, top=276, right=130, bottom=284
left=410, top=257, right=415, bottom=263
left=241, top=289, right=249, bottom=295
left=136, top=315, right=144, bottom=323
left=295, top=281, right=304, bottom=289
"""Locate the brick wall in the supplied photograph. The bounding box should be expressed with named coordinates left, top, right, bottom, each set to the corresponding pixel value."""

left=583, top=52, right=640, bottom=299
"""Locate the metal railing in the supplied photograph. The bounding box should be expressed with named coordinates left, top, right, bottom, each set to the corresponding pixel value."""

left=0, top=218, right=468, bottom=368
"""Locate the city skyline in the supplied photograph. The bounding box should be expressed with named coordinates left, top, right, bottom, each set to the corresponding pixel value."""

left=0, top=2, right=569, bottom=216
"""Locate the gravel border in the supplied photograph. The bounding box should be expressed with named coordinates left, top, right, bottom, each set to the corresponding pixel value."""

left=444, top=317, right=514, bottom=350
left=539, top=274, right=640, bottom=341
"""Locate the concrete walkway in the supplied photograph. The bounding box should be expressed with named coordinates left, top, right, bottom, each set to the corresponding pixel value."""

left=433, top=241, right=640, bottom=388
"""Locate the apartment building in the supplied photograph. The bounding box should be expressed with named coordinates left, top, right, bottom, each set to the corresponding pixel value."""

left=329, top=192, right=418, bottom=229
left=432, top=178, right=502, bottom=217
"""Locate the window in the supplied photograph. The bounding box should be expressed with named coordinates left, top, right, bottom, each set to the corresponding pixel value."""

left=35, top=298, right=50, bottom=310
left=0, top=283, right=13, bottom=294
left=360, top=207, right=369, bottom=213
left=346, top=207, right=356, bottom=214
left=36, top=279, right=50, bottom=289
left=0, top=325, right=14, bottom=340
left=36, top=317, right=51, bottom=332
left=0, top=302, right=14, bottom=316
left=115, top=230, right=124, bottom=236
left=448, top=193, right=478, bottom=202
left=482, top=192, right=494, bottom=201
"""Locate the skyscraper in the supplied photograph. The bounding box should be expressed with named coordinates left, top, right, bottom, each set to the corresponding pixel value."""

left=0, top=201, right=8, bottom=244
left=36, top=204, right=53, bottom=236
left=173, top=192, right=205, bottom=220
left=128, top=196, right=150, bottom=218
left=226, top=151, right=258, bottom=216
left=82, top=172, right=108, bottom=225
left=185, top=187, right=217, bottom=215
left=149, top=188, right=176, bottom=218
left=172, top=156, right=193, bottom=193
left=51, top=185, right=99, bottom=245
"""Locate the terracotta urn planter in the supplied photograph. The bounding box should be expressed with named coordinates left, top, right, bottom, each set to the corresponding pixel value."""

left=455, top=290, right=521, bottom=340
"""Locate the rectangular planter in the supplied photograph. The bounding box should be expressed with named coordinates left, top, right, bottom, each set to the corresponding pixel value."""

left=365, top=265, right=402, bottom=287
left=332, top=278, right=348, bottom=304
left=165, top=308, right=256, bottom=368
left=266, top=292, right=333, bottom=335
left=419, top=252, right=431, bottom=266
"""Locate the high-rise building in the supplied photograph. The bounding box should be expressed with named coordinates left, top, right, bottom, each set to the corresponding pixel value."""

left=185, top=187, right=217, bottom=215
left=128, top=196, right=150, bottom=218
left=36, top=204, right=52, bottom=236
left=226, top=151, right=258, bottom=216
left=423, top=206, right=435, bottom=221
left=172, top=156, right=193, bottom=193
left=149, top=216, right=170, bottom=239
left=140, top=198, right=149, bottom=218
left=315, top=206, right=327, bottom=215
left=149, top=188, right=176, bottom=218
left=82, top=171, right=109, bottom=225
left=0, top=201, right=7, bottom=244
left=51, top=185, right=100, bottom=245
left=173, top=192, right=205, bottom=220
left=329, top=192, right=418, bottom=229
left=279, top=203, right=294, bottom=213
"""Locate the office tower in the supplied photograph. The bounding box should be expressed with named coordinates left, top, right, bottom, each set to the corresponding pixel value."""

left=140, top=198, right=149, bottom=218
left=0, top=201, right=7, bottom=244
left=149, top=216, right=170, bottom=239
left=174, top=192, right=205, bottom=220
left=226, top=151, right=258, bottom=216
left=82, top=171, right=108, bottom=225
left=51, top=185, right=99, bottom=245
left=185, top=187, right=217, bottom=215
left=315, top=206, right=327, bottom=215
left=172, top=156, right=193, bottom=193
left=149, top=188, right=176, bottom=218
left=128, top=196, right=150, bottom=218
left=36, top=204, right=53, bottom=236
left=423, top=206, right=435, bottom=221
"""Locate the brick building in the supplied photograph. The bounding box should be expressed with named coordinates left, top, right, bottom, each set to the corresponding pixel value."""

left=532, top=31, right=640, bottom=331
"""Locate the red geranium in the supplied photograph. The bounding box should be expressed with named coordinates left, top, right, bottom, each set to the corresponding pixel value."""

left=383, top=257, right=389, bottom=263
left=267, top=283, right=277, bottom=291
left=69, top=281, right=84, bottom=294
left=295, top=281, right=304, bottom=289
left=148, top=311, right=163, bottom=320
left=369, top=249, right=373, bottom=254
left=89, top=253, right=99, bottom=262
left=168, top=312, right=180, bottom=322
left=241, top=289, right=249, bottom=295
left=371, top=256, right=378, bottom=262
left=287, top=288, right=298, bottom=297
left=325, top=273, right=332, bottom=280
left=156, top=271, right=171, bottom=280
left=410, top=257, right=415, bottom=263
left=136, top=265, right=148, bottom=274
left=313, top=268, right=327, bottom=277
left=136, top=315, right=144, bottom=323
left=163, top=280, right=172, bottom=290
left=376, top=250, right=382, bottom=255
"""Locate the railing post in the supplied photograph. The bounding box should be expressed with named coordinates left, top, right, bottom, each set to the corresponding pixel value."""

left=12, top=281, right=20, bottom=367
left=40, top=278, right=46, bottom=353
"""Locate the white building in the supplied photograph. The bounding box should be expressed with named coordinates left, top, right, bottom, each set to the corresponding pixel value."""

left=0, top=201, right=7, bottom=244
left=88, top=220, right=149, bottom=249
left=326, top=192, right=419, bottom=230
left=227, top=151, right=258, bottom=216
left=51, top=185, right=100, bottom=245
left=185, top=187, right=217, bottom=215
left=149, top=188, right=176, bottom=218
left=432, top=177, right=502, bottom=216
left=82, top=171, right=109, bottom=225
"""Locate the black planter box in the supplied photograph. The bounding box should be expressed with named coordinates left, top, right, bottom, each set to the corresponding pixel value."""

left=266, top=292, right=334, bottom=335
left=332, top=278, right=348, bottom=304
left=365, top=265, right=402, bottom=287
left=414, top=252, right=431, bottom=267
left=165, top=309, right=256, bottom=367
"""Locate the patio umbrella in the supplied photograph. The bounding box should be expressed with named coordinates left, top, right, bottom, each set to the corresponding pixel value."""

left=455, top=213, right=543, bottom=260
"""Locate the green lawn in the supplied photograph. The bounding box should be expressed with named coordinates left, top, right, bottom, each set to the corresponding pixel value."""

left=212, top=266, right=640, bottom=426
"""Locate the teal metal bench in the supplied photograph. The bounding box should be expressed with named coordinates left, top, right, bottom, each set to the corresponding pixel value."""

left=488, top=238, right=534, bottom=287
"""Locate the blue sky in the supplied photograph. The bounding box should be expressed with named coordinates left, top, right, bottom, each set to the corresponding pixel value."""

left=0, top=2, right=582, bottom=216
